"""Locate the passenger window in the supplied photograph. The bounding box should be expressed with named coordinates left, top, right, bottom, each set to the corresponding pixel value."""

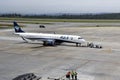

left=67, top=37, right=69, bottom=39
left=60, top=36, right=63, bottom=39
left=71, top=37, right=73, bottom=40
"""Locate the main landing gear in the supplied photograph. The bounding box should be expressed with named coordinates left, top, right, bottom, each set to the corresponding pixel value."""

left=76, top=43, right=81, bottom=47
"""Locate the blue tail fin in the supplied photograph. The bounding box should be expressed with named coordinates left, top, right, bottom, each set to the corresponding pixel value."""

left=13, top=22, right=24, bottom=33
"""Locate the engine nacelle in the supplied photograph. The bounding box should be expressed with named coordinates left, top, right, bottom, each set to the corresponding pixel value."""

left=43, top=40, right=55, bottom=46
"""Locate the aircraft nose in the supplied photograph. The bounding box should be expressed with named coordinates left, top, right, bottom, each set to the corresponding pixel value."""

left=82, top=39, right=86, bottom=43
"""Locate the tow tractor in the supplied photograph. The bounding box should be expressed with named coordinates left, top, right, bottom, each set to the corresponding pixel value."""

left=87, top=42, right=102, bottom=49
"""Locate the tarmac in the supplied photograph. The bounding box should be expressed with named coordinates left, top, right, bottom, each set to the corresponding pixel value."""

left=0, top=22, right=120, bottom=80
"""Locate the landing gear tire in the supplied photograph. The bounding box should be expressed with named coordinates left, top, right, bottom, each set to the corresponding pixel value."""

left=76, top=43, right=81, bottom=47
left=43, top=41, right=47, bottom=46
left=76, top=43, right=78, bottom=47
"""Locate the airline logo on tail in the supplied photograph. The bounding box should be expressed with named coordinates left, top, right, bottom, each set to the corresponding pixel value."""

left=13, top=22, right=24, bottom=33
left=14, top=26, right=19, bottom=31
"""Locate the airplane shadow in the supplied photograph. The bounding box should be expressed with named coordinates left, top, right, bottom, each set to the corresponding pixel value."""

left=30, top=45, right=46, bottom=49
left=15, top=42, right=79, bottom=48
left=15, top=42, right=28, bottom=44
left=59, top=43, right=76, bottom=47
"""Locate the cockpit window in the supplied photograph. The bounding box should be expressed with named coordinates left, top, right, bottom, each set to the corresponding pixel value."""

left=78, top=37, right=83, bottom=39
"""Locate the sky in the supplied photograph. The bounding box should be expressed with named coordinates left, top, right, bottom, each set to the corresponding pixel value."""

left=0, top=0, right=120, bottom=14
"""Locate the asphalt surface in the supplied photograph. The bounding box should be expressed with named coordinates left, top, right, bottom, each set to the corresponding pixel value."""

left=0, top=22, right=120, bottom=80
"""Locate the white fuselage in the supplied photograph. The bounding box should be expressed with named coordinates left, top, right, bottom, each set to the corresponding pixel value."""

left=15, top=32, right=86, bottom=44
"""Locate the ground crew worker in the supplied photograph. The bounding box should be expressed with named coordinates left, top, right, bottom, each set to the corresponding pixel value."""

left=66, top=71, right=71, bottom=80
left=74, top=71, right=77, bottom=80
left=71, top=70, right=74, bottom=80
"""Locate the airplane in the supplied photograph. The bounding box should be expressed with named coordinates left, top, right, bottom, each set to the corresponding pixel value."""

left=13, top=22, right=86, bottom=46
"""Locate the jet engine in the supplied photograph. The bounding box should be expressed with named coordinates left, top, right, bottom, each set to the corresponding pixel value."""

left=43, top=40, right=55, bottom=46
